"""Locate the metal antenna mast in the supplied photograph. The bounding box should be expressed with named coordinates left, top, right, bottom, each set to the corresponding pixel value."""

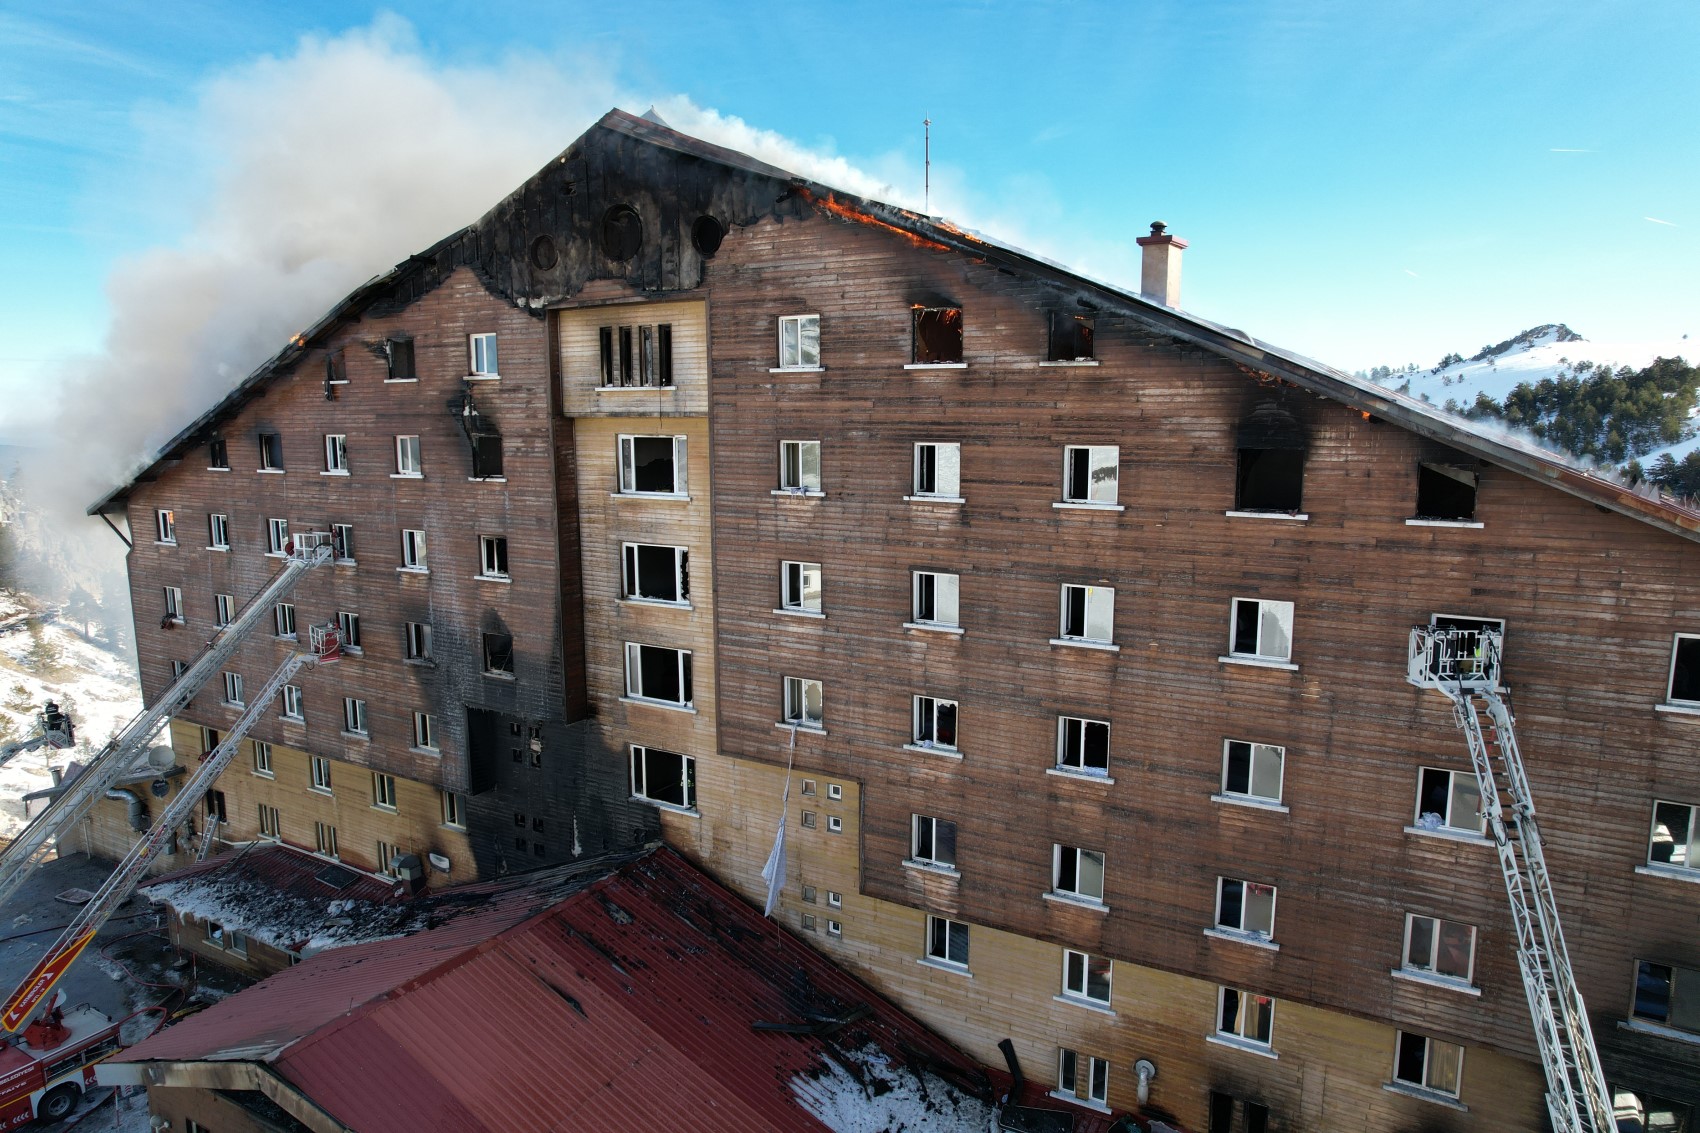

left=923, top=118, right=931, bottom=214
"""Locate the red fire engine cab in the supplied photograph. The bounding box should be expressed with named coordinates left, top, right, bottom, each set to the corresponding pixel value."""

left=0, top=997, right=120, bottom=1125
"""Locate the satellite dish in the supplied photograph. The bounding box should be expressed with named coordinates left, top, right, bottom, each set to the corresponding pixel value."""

left=146, top=745, right=175, bottom=771
left=150, top=778, right=170, bottom=799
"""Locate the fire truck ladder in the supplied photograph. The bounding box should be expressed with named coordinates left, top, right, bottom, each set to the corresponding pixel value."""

left=0, top=703, right=76, bottom=771
left=0, top=536, right=334, bottom=915
left=1406, top=626, right=1615, bottom=1133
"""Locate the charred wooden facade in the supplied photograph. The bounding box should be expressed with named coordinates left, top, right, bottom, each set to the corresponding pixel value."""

left=96, top=111, right=1700, bottom=1131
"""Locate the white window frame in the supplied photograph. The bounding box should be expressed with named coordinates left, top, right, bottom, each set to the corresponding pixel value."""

left=623, top=642, right=694, bottom=708
left=1061, top=445, right=1119, bottom=506
left=1214, top=877, right=1277, bottom=942
left=376, top=840, right=398, bottom=878
left=1058, top=584, right=1115, bottom=645
left=331, top=522, right=355, bottom=563
left=258, top=433, right=283, bottom=471
left=479, top=535, right=510, bottom=579
left=924, top=914, right=969, bottom=969
left=783, top=676, right=823, bottom=729
left=1414, top=766, right=1486, bottom=836
left=911, top=695, right=958, bottom=752
left=617, top=434, right=689, bottom=497
left=910, top=571, right=960, bottom=629
left=910, top=814, right=957, bottom=870
left=342, top=697, right=368, bottom=737
left=324, top=434, right=348, bottom=473
left=372, top=772, right=397, bottom=810
left=780, top=560, right=823, bottom=614
left=911, top=442, right=962, bottom=500
left=1667, top=633, right=1700, bottom=706
left=776, top=314, right=821, bottom=370
left=441, top=790, right=465, bottom=829
left=1056, top=715, right=1110, bottom=776
left=252, top=740, right=272, bottom=777
left=413, top=711, right=438, bottom=752
left=1216, top=986, right=1275, bottom=1049
left=779, top=440, right=822, bottom=493
left=214, top=594, right=235, bottom=628
left=1220, top=739, right=1285, bottom=805
left=469, top=332, right=499, bottom=377
left=266, top=518, right=289, bottom=556
left=309, top=755, right=331, bottom=792
left=394, top=435, right=422, bottom=477
left=629, top=744, right=697, bottom=811
left=274, top=602, right=296, bottom=639
left=314, top=821, right=338, bottom=859
left=208, top=513, right=230, bottom=550
left=281, top=684, right=304, bottom=722
left=621, top=543, right=689, bottom=605
left=1052, top=844, right=1106, bottom=904
left=162, top=586, right=184, bottom=621
left=155, top=509, right=176, bottom=543
left=1649, top=799, right=1698, bottom=873
left=1401, top=913, right=1477, bottom=986
left=1062, top=949, right=1112, bottom=1006
left=1229, top=597, right=1295, bottom=663
left=336, top=611, right=361, bottom=653
left=1391, top=1031, right=1463, bottom=1098
left=401, top=528, right=428, bottom=572
left=405, top=621, right=433, bottom=662
left=258, top=803, right=281, bottom=839
left=222, top=671, right=244, bottom=707
left=1055, top=1048, right=1109, bottom=1107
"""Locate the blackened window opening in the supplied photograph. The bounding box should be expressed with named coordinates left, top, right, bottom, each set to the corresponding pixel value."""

left=208, top=437, right=228, bottom=468
left=1235, top=449, right=1304, bottom=511
left=912, top=307, right=963, bottom=364
left=1672, top=638, right=1700, bottom=702
left=483, top=632, right=514, bottom=674
left=258, top=433, right=283, bottom=470
left=387, top=338, right=415, bottom=380
left=1416, top=463, right=1478, bottom=520
left=599, top=323, right=672, bottom=387
left=630, top=437, right=676, bottom=492
left=471, top=434, right=503, bottom=478
left=625, top=544, right=682, bottom=603
left=1048, top=312, right=1095, bottom=361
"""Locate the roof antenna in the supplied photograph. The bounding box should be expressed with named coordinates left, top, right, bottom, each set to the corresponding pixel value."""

left=923, top=118, right=931, bottom=215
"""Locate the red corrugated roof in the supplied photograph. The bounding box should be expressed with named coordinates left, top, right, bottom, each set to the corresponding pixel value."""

left=117, top=847, right=1026, bottom=1132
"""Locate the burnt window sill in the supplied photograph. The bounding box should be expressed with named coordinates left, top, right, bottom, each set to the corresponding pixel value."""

left=403, top=657, right=435, bottom=668
left=1224, top=509, right=1308, bottom=522
left=633, top=795, right=699, bottom=817
left=1405, top=518, right=1483, bottom=528
left=618, top=695, right=697, bottom=715
left=483, top=670, right=516, bottom=681
left=410, top=746, right=441, bottom=758
left=902, top=858, right=961, bottom=880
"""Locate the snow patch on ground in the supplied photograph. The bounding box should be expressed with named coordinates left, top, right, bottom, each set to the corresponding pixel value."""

left=790, top=1044, right=996, bottom=1132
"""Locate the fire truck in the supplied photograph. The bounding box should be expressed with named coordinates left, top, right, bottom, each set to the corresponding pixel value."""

left=0, top=997, right=121, bottom=1126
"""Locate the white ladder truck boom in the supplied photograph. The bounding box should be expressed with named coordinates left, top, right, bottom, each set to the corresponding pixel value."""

left=0, top=703, right=76, bottom=771
left=0, top=535, right=335, bottom=919
left=1407, top=625, right=1616, bottom=1133
left=0, top=622, right=343, bottom=1030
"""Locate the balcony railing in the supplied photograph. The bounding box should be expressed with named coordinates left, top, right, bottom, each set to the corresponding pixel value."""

left=1408, top=625, right=1502, bottom=690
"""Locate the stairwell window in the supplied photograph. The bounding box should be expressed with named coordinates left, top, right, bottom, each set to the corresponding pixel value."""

left=309, top=755, right=331, bottom=792
left=342, top=697, right=368, bottom=737
left=912, top=695, right=958, bottom=752
left=405, top=621, right=432, bottom=662
left=208, top=513, right=230, bottom=551
left=413, top=712, right=437, bottom=752
left=274, top=603, right=296, bottom=639
left=599, top=323, right=672, bottom=387
left=1214, top=878, right=1277, bottom=943
left=780, top=561, right=823, bottom=614
left=314, top=822, right=338, bottom=859
left=1062, top=949, right=1112, bottom=1006
left=258, top=432, right=284, bottom=471
left=266, top=518, right=289, bottom=556
left=1666, top=635, right=1700, bottom=706
left=479, top=536, right=509, bottom=580
left=482, top=632, right=514, bottom=677
left=222, top=672, right=244, bottom=707
left=1648, top=800, right=1698, bottom=872
left=622, top=543, right=689, bottom=604
left=394, top=435, right=422, bottom=477
left=1391, top=1031, right=1463, bottom=1098
left=252, top=740, right=272, bottom=777
left=1058, top=584, right=1115, bottom=646
left=779, top=440, right=822, bottom=492
left=1216, top=987, right=1275, bottom=1051
left=258, top=803, right=280, bottom=839
left=783, top=676, right=823, bottom=729
left=162, top=587, right=184, bottom=623
left=617, top=435, right=688, bottom=495
left=910, top=306, right=963, bottom=365
left=281, top=685, right=303, bottom=722
left=1057, top=716, right=1110, bottom=776
left=1053, top=844, right=1106, bottom=905
left=469, top=332, right=499, bottom=378
left=1402, top=914, right=1476, bottom=985
left=911, top=571, right=960, bottom=629
left=214, top=594, right=234, bottom=628
left=924, top=915, right=969, bottom=969
left=1055, top=1049, right=1109, bottom=1108
left=911, top=442, right=961, bottom=500
left=324, top=434, right=348, bottom=474
left=1228, top=598, right=1294, bottom=663
left=1632, top=960, right=1700, bottom=1036
left=910, top=815, right=957, bottom=871
left=630, top=745, right=697, bottom=810
left=385, top=337, right=415, bottom=381
left=1414, top=767, right=1485, bottom=836
left=155, top=509, right=176, bottom=543
left=1062, top=446, right=1119, bottom=506
left=401, top=529, right=427, bottom=572
left=441, top=791, right=465, bottom=829
left=777, top=314, right=821, bottom=370
left=1221, top=740, right=1285, bottom=805
left=624, top=643, right=693, bottom=708
left=372, top=772, right=397, bottom=810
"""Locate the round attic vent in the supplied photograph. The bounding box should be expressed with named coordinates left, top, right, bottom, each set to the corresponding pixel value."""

left=601, top=205, right=643, bottom=261
left=529, top=234, right=559, bottom=271
left=691, top=215, right=725, bottom=257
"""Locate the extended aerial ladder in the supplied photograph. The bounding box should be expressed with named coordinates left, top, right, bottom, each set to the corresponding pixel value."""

left=0, top=620, right=342, bottom=1029
left=1407, top=626, right=1616, bottom=1133
left=0, top=703, right=76, bottom=771
left=0, top=535, right=335, bottom=919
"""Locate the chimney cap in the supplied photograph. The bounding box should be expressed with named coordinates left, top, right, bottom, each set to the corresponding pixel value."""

left=1149, top=221, right=1167, bottom=237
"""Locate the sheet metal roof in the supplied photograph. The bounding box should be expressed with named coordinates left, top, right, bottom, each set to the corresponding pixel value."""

left=115, top=847, right=1040, bottom=1133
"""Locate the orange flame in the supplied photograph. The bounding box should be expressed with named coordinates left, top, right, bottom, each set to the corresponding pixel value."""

left=798, top=187, right=952, bottom=253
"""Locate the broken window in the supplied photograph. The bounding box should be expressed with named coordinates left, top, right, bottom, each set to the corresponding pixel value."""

left=1392, top=1031, right=1462, bottom=1097
left=911, top=571, right=960, bottom=627
left=779, top=440, right=821, bottom=492
left=336, top=611, right=360, bottom=651
left=479, top=535, right=509, bottom=579
left=1062, top=949, right=1112, bottom=1005
left=324, top=434, right=348, bottom=473
left=1057, top=716, right=1110, bottom=776
left=624, top=642, right=693, bottom=707
left=401, top=528, right=427, bottom=571
left=267, top=518, right=289, bottom=555
left=910, top=815, right=957, bottom=869
left=1060, top=584, right=1115, bottom=644
left=208, top=437, right=229, bottom=469
left=274, top=603, right=295, bottom=638
left=405, top=621, right=432, bottom=662
left=372, top=773, right=397, bottom=809
left=206, top=790, right=226, bottom=823
left=209, top=513, right=230, bottom=550
left=1229, top=598, right=1294, bottom=662
left=468, top=333, right=498, bottom=377
left=483, top=632, right=514, bottom=676
left=1649, top=800, right=1698, bottom=871
left=1217, top=987, right=1274, bottom=1048
left=414, top=712, right=437, bottom=751
left=1053, top=844, right=1105, bottom=903
left=781, top=560, right=823, bottom=613
left=386, top=337, right=415, bottom=381
left=342, top=697, right=368, bottom=736
left=622, top=543, right=689, bottom=604
left=911, top=306, right=963, bottom=364
left=1047, top=312, right=1096, bottom=362
left=1668, top=635, right=1700, bottom=705
left=1403, top=914, right=1476, bottom=984
left=258, top=432, right=284, bottom=471
left=315, top=822, right=338, bottom=859
left=1415, top=462, right=1478, bottom=521
left=325, top=348, right=347, bottom=386
left=1221, top=740, right=1284, bottom=804
left=471, top=434, right=503, bottom=479
left=1415, top=767, right=1485, bottom=835
left=1063, top=446, right=1119, bottom=505
left=783, top=676, right=823, bottom=728
left=777, top=315, right=821, bottom=369
left=155, top=509, right=176, bottom=543
left=1057, top=1049, right=1109, bottom=1106
left=598, top=323, right=672, bottom=387
left=630, top=745, right=696, bottom=809
left=1215, top=877, right=1276, bottom=941
left=925, top=915, right=969, bottom=968
left=912, top=695, right=958, bottom=750
left=1234, top=405, right=1305, bottom=512
left=618, top=434, right=687, bottom=495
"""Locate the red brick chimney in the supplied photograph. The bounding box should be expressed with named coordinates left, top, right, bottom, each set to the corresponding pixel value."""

left=1137, top=221, right=1187, bottom=309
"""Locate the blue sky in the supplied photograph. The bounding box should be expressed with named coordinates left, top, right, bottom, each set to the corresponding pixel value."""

left=2, top=0, right=1695, bottom=441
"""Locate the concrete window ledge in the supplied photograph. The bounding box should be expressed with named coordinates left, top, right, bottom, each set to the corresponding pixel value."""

left=1218, top=654, right=1298, bottom=672
left=1620, top=1018, right=1700, bottom=1047
left=1211, top=793, right=1289, bottom=814
left=1635, top=863, right=1700, bottom=886
left=1204, top=928, right=1280, bottom=952
left=1047, top=767, right=1115, bottom=787
left=1047, top=1091, right=1111, bottom=1113
left=916, top=957, right=972, bottom=978
left=1206, top=1034, right=1278, bottom=1060
left=1654, top=702, right=1700, bottom=717
left=1042, top=891, right=1108, bottom=914
left=902, top=859, right=961, bottom=880
left=1390, top=968, right=1481, bottom=996
left=1405, top=518, right=1484, bottom=529
left=904, top=621, right=965, bottom=636
left=1403, top=825, right=1493, bottom=847
left=1052, top=994, right=1116, bottom=1017
left=1224, top=510, right=1307, bottom=522
left=1380, top=1082, right=1466, bottom=1111
left=1051, top=638, right=1120, bottom=653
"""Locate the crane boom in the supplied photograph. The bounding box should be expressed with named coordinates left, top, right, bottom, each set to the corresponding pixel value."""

left=0, top=537, right=333, bottom=916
